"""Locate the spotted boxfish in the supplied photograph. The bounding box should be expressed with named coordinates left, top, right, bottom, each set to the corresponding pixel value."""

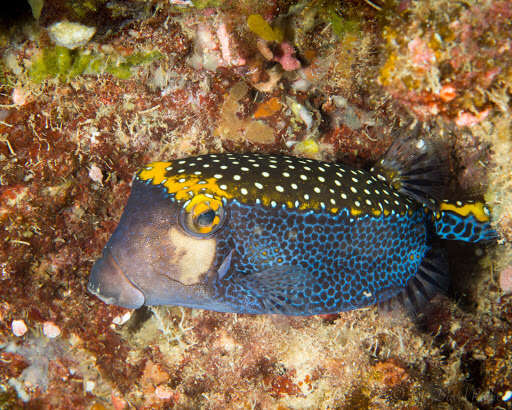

left=87, top=132, right=495, bottom=315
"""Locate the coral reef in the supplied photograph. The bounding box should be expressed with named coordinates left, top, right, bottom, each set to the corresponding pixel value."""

left=0, top=0, right=511, bottom=408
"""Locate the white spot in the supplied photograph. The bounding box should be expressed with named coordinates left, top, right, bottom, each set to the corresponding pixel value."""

left=233, top=175, right=241, bottom=181
left=320, top=202, right=325, bottom=209
left=303, top=166, right=311, bottom=171
left=351, top=177, right=358, bottom=183
left=165, top=166, right=173, bottom=171
left=383, top=189, right=390, bottom=195
left=214, top=174, right=223, bottom=179
left=188, top=163, right=196, bottom=167
left=255, top=182, right=263, bottom=189
left=416, top=139, right=425, bottom=150
left=252, top=163, right=260, bottom=167
left=178, top=160, right=186, bottom=164
left=295, top=200, right=300, bottom=207
left=503, top=391, right=512, bottom=402
left=241, top=188, right=248, bottom=195
left=271, top=201, right=277, bottom=207
left=269, top=164, right=278, bottom=169
left=377, top=174, right=386, bottom=181
left=374, top=189, right=380, bottom=195
left=335, top=180, right=341, bottom=186
left=336, top=172, right=343, bottom=177
left=456, top=200, right=463, bottom=206
left=194, top=171, right=202, bottom=175
left=341, top=193, right=348, bottom=199
left=241, top=167, right=249, bottom=172
left=304, top=194, right=310, bottom=200
left=350, top=170, right=357, bottom=175
left=220, top=165, right=228, bottom=170
left=262, top=172, right=270, bottom=178
left=300, top=175, right=308, bottom=181
left=11, top=320, right=27, bottom=337
left=177, top=169, right=185, bottom=173
left=394, top=200, right=400, bottom=205
left=276, top=185, right=284, bottom=192
left=178, top=178, right=186, bottom=183
left=314, top=187, right=321, bottom=193
left=318, top=176, right=325, bottom=182
left=330, top=198, right=336, bottom=205
left=288, top=165, right=295, bottom=169
left=85, top=380, right=95, bottom=393
left=220, top=184, right=228, bottom=190
left=232, top=161, right=240, bottom=165
left=43, top=321, right=61, bottom=338
left=113, top=311, right=132, bottom=325
left=364, top=189, right=370, bottom=195
left=282, top=172, right=290, bottom=177
left=291, top=183, right=298, bottom=190
left=329, top=188, right=335, bottom=194
left=365, top=199, right=372, bottom=205
left=203, top=164, right=210, bottom=168
left=350, top=186, right=357, bottom=193
left=355, top=201, right=361, bottom=207
left=318, top=167, right=325, bottom=172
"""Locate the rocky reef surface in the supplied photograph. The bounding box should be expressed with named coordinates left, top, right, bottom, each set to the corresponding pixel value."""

left=0, top=0, right=511, bottom=408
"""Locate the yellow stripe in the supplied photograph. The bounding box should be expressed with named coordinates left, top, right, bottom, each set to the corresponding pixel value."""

left=439, top=201, right=490, bottom=223
left=137, top=161, right=233, bottom=203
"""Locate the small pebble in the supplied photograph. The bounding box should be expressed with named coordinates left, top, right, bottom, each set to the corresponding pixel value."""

left=43, top=321, right=61, bottom=338
left=89, top=164, right=103, bottom=183
left=155, top=385, right=173, bottom=400
left=11, top=319, right=28, bottom=337
left=112, top=311, right=132, bottom=326
left=85, top=380, right=95, bottom=393
left=48, top=21, right=96, bottom=50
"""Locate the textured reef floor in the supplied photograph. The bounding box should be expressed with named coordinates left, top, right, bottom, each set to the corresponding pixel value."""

left=1, top=0, right=512, bottom=408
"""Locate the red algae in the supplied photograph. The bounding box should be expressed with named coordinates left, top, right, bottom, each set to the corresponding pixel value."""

left=0, top=0, right=510, bottom=408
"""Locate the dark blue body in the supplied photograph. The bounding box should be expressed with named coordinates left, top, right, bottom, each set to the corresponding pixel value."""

left=212, top=200, right=428, bottom=314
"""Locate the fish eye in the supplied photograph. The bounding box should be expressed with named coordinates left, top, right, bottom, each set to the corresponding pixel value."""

left=196, top=209, right=216, bottom=227
left=179, top=198, right=226, bottom=238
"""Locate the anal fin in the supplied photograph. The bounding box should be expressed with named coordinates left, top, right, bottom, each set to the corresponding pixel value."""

left=380, top=246, right=449, bottom=314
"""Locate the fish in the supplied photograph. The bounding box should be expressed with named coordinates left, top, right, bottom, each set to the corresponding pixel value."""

left=87, top=129, right=496, bottom=315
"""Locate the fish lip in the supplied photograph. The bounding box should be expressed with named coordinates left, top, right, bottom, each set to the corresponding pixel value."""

left=88, top=250, right=145, bottom=309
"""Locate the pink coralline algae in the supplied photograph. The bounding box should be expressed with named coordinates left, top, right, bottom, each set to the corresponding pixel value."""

left=275, top=42, right=301, bottom=71
left=500, top=266, right=512, bottom=295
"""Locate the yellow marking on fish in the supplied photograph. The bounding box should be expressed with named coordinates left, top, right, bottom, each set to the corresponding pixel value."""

left=372, top=209, right=382, bottom=216
left=138, top=161, right=172, bottom=185
left=138, top=162, right=233, bottom=203
left=440, top=201, right=490, bottom=223
left=351, top=208, right=362, bottom=216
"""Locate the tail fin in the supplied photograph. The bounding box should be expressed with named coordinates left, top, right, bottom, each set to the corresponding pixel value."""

left=434, top=200, right=497, bottom=242
left=370, top=121, right=446, bottom=208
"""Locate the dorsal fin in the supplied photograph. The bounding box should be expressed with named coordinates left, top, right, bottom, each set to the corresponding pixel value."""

left=371, top=122, right=446, bottom=208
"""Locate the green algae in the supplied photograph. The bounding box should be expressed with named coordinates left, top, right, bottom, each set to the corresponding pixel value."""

left=247, top=14, right=284, bottom=42
left=191, top=0, right=224, bottom=9
left=27, top=0, right=44, bottom=20
left=324, top=4, right=359, bottom=38
left=28, top=46, right=161, bottom=82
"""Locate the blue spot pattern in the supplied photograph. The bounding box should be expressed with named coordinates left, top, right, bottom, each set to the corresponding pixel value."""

left=435, top=212, right=496, bottom=243
left=211, top=200, right=429, bottom=315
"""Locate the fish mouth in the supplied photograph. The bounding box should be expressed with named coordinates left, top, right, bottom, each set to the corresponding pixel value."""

left=87, top=249, right=145, bottom=309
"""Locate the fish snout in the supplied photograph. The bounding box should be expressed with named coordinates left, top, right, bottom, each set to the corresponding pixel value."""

left=87, top=250, right=145, bottom=309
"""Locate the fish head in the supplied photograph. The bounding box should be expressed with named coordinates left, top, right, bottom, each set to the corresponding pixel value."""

left=88, top=162, right=232, bottom=310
